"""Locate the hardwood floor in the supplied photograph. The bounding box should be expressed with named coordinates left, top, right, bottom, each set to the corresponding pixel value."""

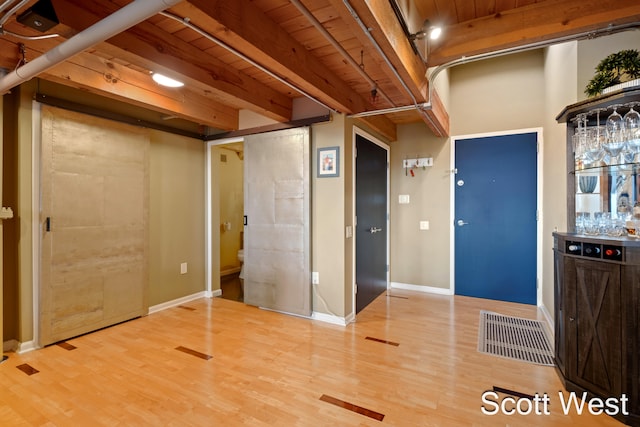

left=0, top=290, right=625, bottom=426
left=220, top=272, right=243, bottom=303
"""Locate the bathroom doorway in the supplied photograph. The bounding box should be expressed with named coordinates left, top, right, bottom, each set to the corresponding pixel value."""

left=212, top=140, right=245, bottom=302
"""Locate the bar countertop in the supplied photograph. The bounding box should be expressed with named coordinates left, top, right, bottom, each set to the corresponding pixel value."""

left=553, top=231, right=640, bottom=247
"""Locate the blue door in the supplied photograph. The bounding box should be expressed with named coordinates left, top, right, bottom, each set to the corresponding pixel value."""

left=454, top=133, right=537, bottom=305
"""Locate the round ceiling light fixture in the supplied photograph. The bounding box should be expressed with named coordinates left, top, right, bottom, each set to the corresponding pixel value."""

left=152, top=72, right=184, bottom=88
left=429, top=25, right=442, bottom=40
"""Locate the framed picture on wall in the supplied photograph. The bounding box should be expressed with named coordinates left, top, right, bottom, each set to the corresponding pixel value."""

left=318, top=146, right=340, bottom=177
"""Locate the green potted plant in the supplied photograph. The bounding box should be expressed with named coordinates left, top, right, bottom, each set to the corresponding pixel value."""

left=585, top=49, right=640, bottom=97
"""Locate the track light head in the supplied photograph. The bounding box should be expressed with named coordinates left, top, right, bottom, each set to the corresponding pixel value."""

left=409, top=19, right=442, bottom=41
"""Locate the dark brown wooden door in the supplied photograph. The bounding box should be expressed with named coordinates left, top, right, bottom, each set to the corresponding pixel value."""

left=554, top=250, right=566, bottom=376
left=568, top=258, right=622, bottom=397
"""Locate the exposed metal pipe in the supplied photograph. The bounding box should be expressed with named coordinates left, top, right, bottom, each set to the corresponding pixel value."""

left=0, top=0, right=19, bottom=12
left=0, top=0, right=182, bottom=94
left=426, top=22, right=640, bottom=93
left=0, top=0, right=28, bottom=27
left=159, top=11, right=338, bottom=114
left=2, top=28, right=59, bottom=40
left=341, top=0, right=438, bottom=131
left=348, top=18, right=640, bottom=120
left=289, top=0, right=395, bottom=107
left=0, top=0, right=60, bottom=41
left=349, top=102, right=429, bottom=118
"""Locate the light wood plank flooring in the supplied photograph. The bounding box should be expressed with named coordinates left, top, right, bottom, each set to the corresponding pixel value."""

left=0, top=291, right=625, bottom=426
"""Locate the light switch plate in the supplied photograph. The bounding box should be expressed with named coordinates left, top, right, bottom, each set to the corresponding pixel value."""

left=399, top=194, right=410, bottom=204
left=180, top=262, right=188, bottom=274
left=312, top=272, right=319, bottom=285
left=420, top=221, right=429, bottom=230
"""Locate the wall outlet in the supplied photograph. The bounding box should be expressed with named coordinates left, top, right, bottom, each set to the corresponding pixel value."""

left=312, top=271, right=319, bottom=285
left=420, top=221, right=430, bottom=230
left=180, top=262, right=188, bottom=275
left=399, top=194, right=410, bottom=204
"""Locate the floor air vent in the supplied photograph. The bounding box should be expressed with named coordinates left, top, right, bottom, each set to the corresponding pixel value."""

left=478, top=310, right=554, bottom=366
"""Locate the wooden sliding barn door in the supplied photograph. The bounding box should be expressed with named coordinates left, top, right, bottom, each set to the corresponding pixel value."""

left=40, top=105, right=149, bottom=346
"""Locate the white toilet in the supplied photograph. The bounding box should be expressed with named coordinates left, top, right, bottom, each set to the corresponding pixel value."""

left=237, top=249, right=244, bottom=294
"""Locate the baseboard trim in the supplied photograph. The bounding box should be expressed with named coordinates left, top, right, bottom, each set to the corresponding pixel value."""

left=311, top=311, right=349, bottom=326
left=207, top=289, right=222, bottom=298
left=390, top=282, right=453, bottom=295
left=7, top=291, right=219, bottom=354
left=345, top=312, right=355, bottom=324
left=2, top=340, right=38, bottom=354
left=539, top=303, right=554, bottom=338
left=148, top=291, right=208, bottom=314
left=17, top=340, right=37, bottom=354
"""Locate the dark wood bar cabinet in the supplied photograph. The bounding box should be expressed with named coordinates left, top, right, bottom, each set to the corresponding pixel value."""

left=554, top=87, right=640, bottom=426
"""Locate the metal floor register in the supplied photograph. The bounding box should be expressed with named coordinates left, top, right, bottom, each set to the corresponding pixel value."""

left=478, top=310, right=554, bottom=366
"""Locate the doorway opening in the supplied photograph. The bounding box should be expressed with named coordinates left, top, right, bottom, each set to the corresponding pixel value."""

left=210, top=140, right=245, bottom=302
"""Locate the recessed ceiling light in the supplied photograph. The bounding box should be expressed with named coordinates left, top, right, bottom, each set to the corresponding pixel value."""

left=152, top=73, right=184, bottom=88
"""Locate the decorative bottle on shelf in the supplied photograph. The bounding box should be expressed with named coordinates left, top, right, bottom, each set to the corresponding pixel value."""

left=618, top=193, right=631, bottom=220
left=634, top=201, right=640, bottom=219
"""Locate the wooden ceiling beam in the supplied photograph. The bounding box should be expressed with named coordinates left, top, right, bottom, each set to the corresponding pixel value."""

left=185, top=0, right=381, bottom=116
left=49, top=0, right=292, bottom=122
left=0, top=32, right=237, bottom=129
left=0, top=24, right=237, bottom=129
left=41, top=51, right=238, bottom=130
left=0, top=38, right=23, bottom=72
left=185, top=0, right=397, bottom=139
left=334, top=0, right=449, bottom=137
left=429, top=0, right=640, bottom=66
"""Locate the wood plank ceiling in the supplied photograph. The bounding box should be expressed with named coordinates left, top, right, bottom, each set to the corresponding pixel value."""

left=0, top=0, right=638, bottom=141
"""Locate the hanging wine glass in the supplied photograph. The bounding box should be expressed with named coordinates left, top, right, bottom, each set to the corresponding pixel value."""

left=624, top=102, right=640, bottom=162
left=585, top=109, right=606, bottom=166
left=572, top=114, right=588, bottom=169
left=604, top=104, right=626, bottom=165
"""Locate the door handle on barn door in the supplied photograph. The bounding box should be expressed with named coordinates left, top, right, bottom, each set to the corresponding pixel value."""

left=45, top=217, right=51, bottom=232
left=368, top=227, right=383, bottom=234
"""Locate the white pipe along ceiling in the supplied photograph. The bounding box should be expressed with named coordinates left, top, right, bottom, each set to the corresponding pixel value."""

left=0, top=0, right=182, bottom=94
left=0, top=0, right=31, bottom=27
